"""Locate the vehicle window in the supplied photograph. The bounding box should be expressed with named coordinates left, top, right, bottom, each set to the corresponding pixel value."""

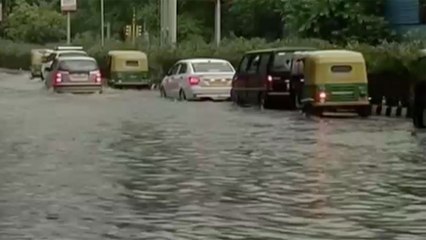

left=58, top=60, right=98, bottom=72
left=331, top=65, right=352, bottom=73
left=258, top=53, right=271, bottom=74
left=238, top=55, right=250, bottom=73
left=247, top=55, right=260, bottom=73
left=178, top=63, right=188, bottom=74
left=271, top=51, right=292, bottom=72
left=47, top=53, right=56, bottom=62
left=291, top=59, right=305, bottom=75
left=191, top=62, right=233, bottom=73
left=125, top=60, right=139, bottom=67
left=169, top=64, right=180, bottom=75
left=59, top=52, right=88, bottom=58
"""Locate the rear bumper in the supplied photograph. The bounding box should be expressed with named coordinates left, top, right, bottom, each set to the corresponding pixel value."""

left=191, top=87, right=231, bottom=100
left=112, top=81, right=151, bottom=86
left=53, top=83, right=102, bottom=93
left=312, top=101, right=370, bottom=107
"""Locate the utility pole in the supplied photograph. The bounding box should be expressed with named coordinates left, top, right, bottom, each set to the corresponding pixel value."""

left=169, top=0, right=177, bottom=46
left=214, top=0, right=221, bottom=46
left=132, top=7, right=136, bottom=46
left=66, top=12, right=71, bottom=44
left=101, top=0, right=104, bottom=46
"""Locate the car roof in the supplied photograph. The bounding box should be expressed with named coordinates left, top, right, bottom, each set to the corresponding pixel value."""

left=304, top=50, right=365, bottom=63
left=179, top=58, right=231, bottom=63
left=55, top=50, right=87, bottom=54
left=245, top=47, right=317, bottom=55
left=56, top=56, right=96, bottom=61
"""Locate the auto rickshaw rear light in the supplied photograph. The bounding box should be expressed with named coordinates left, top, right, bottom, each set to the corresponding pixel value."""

left=267, top=75, right=273, bottom=82
left=188, top=76, right=200, bottom=85
left=319, top=92, right=327, bottom=103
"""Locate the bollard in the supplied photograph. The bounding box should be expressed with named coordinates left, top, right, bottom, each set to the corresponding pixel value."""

left=396, top=101, right=402, bottom=117
left=385, top=104, right=392, bottom=116
left=376, top=96, right=386, bottom=115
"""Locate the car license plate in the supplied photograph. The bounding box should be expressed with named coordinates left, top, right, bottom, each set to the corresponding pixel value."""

left=70, top=74, right=88, bottom=81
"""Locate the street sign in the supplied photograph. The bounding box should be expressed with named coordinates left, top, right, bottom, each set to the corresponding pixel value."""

left=61, top=0, right=77, bottom=12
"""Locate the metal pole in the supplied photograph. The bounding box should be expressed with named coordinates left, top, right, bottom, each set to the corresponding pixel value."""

left=101, top=0, right=104, bottom=46
left=169, top=0, right=177, bottom=46
left=67, top=12, right=71, bottom=45
left=160, top=0, right=164, bottom=46
left=132, top=7, right=136, bottom=46
left=214, top=0, right=221, bottom=46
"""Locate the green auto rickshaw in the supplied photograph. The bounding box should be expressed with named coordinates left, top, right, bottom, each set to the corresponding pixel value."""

left=105, top=50, right=150, bottom=88
left=30, top=49, right=52, bottom=79
left=299, top=50, right=371, bottom=117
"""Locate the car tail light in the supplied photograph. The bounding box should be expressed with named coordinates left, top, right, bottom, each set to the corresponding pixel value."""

left=188, top=76, right=200, bottom=85
left=91, top=70, right=102, bottom=83
left=267, top=75, right=273, bottom=82
left=53, top=71, right=66, bottom=85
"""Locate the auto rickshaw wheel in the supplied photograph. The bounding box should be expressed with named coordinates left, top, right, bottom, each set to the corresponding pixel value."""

left=303, top=103, right=322, bottom=117
left=357, top=106, right=371, bottom=118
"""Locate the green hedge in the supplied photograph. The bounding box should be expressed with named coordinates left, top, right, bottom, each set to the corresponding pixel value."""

left=1, top=37, right=425, bottom=104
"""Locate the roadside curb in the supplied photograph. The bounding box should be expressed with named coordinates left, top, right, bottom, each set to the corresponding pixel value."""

left=371, top=104, right=411, bottom=118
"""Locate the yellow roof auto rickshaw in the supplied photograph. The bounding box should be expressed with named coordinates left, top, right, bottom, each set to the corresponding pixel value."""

left=106, top=50, right=150, bottom=88
left=299, top=50, right=371, bottom=117
left=30, top=49, right=52, bottom=79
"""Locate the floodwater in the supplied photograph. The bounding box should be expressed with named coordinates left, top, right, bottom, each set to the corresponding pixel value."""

left=0, top=71, right=425, bottom=240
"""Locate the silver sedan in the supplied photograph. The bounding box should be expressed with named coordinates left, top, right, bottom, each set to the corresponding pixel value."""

left=160, top=58, right=235, bottom=101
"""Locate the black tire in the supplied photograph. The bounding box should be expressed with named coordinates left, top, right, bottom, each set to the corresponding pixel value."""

left=160, top=87, right=167, bottom=98
left=303, top=103, right=322, bottom=116
left=357, top=106, right=371, bottom=118
left=179, top=89, right=187, bottom=101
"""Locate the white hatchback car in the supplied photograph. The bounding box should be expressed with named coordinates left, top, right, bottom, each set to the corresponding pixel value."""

left=160, top=58, right=235, bottom=101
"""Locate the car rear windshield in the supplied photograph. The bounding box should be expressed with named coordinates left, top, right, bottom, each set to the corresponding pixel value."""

left=59, top=52, right=87, bottom=57
left=271, top=52, right=293, bottom=72
left=191, top=62, right=233, bottom=73
left=58, top=60, right=98, bottom=72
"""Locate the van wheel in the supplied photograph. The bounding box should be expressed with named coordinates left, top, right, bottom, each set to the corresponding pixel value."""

left=357, top=106, right=371, bottom=118
left=259, top=92, right=270, bottom=109
left=179, top=89, right=187, bottom=101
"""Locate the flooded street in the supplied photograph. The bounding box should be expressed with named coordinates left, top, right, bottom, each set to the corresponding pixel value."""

left=0, top=71, right=425, bottom=240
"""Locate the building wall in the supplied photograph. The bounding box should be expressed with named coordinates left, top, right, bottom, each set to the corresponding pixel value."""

left=385, top=0, right=426, bottom=35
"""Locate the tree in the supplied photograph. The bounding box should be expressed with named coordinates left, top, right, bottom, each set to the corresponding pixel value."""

left=281, top=0, right=394, bottom=44
left=4, top=0, right=65, bottom=43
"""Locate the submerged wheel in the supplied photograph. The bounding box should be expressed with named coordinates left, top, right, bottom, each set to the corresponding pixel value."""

left=413, top=107, right=426, bottom=128
left=357, top=106, right=371, bottom=118
left=160, top=87, right=167, bottom=98
left=259, top=92, right=270, bottom=109
left=179, top=89, right=187, bottom=101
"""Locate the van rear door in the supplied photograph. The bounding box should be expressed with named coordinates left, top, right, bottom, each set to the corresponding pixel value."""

left=267, top=51, right=293, bottom=95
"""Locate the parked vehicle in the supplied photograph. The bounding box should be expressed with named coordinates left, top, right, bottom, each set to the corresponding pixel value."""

left=41, top=46, right=87, bottom=80
left=44, top=56, right=103, bottom=94
left=105, top=50, right=150, bottom=88
left=299, top=50, right=371, bottom=117
left=411, top=49, right=426, bottom=128
left=160, top=58, right=235, bottom=101
left=30, top=49, right=53, bottom=79
left=231, top=47, right=316, bottom=109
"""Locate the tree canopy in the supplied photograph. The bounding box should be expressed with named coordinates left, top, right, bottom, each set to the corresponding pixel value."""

left=0, top=0, right=395, bottom=44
